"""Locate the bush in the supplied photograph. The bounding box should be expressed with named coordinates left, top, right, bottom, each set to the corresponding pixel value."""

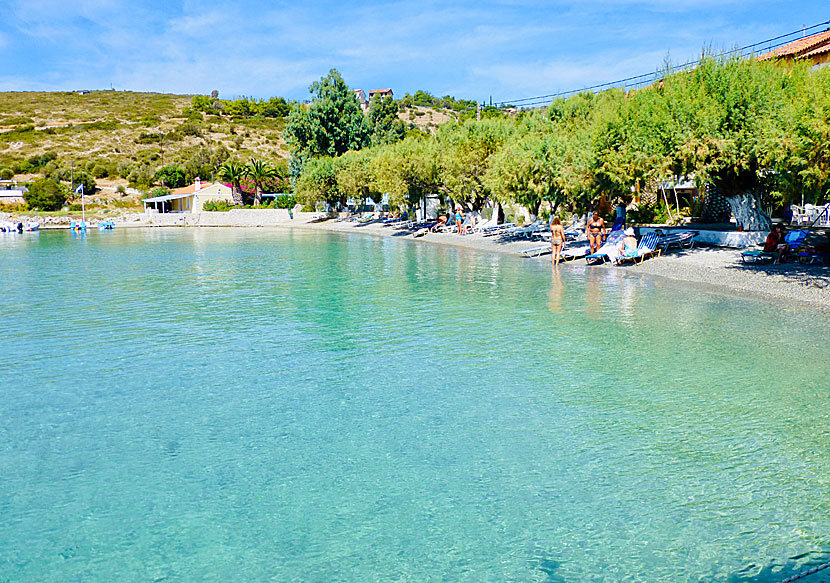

left=202, top=200, right=233, bottom=211
left=628, top=200, right=673, bottom=225
left=155, top=165, right=187, bottom=188
left=0, top=167, right=13, bottom=180
left=274, top=195, right=295, bottom=209
left=91, top=164, right=109, bottom=178
left=24, top=178, right=68, bottom=211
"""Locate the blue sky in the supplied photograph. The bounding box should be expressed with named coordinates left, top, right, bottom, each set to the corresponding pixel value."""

left=0, top=1, right=828, bottom=104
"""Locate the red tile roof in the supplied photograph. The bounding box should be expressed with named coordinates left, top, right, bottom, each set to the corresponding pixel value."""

left=803, top=42, right=830, bottom=59
left=758, top=29, right=830, bottom=61
left=369, top=89, right=393, bottom=95
left=171, top=182, right=214, bottom=195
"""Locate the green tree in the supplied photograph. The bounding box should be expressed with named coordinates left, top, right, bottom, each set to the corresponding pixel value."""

left=217, top=161, right=246, bottom=205
left=368, top=95, right=406, bottom=146
left=155, top=165, right=187, bottom=188
left=24, top=178, right=67, bottom=211
left=284, top=69, right=370, bottom=163
left=437, top=118, right=515, bottom=209
left=335, top=151, right=379, bottom=205
left=244, top=158, right=276, bottom=205
left=294, top=157, right=341, bottom=207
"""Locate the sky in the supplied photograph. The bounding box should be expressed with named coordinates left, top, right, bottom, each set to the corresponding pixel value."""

left=0, top=1, right=828, bottom=105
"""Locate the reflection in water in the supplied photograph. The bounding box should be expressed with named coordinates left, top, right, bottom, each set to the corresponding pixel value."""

left=585, top=266, right=602, bottom=319
left=548, top=266, right=564, bottom=313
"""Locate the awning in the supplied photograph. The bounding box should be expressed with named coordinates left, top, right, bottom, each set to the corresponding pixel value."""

left=143, top=192, right=195, bottom=203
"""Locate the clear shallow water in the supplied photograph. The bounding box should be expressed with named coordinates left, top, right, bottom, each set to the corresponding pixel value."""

left=1, top=228, right=829, bottom=583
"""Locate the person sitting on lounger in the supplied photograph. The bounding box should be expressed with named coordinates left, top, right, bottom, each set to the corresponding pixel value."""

left=764, top=224, right=788, bottom=264
left=586, top=212, right=606, bottom=254
left=618, top=228, right=638, bottom=258
left=431, top=214, right=448, bottom=232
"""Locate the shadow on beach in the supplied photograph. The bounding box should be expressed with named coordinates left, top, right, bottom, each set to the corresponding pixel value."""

left=724, top=255, right=830, bottom=290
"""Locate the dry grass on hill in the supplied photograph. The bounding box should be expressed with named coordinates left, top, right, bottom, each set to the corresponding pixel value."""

left=0, top=91, right=289, bottom=170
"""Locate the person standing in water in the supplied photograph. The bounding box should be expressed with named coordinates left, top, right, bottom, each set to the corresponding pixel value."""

left=550, top=216, right=566, bottom=267
left=586, top=212, right=606, bottom=254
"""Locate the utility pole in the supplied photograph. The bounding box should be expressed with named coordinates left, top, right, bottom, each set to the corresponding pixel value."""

left=70, top=161, right=74, bottom=194
left=476, top=101, right=481, bottom=122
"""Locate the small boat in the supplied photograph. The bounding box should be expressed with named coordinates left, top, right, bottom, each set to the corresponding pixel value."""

left=70, top=221, right=87, bottom=231
left=0, top=221, right=22, bottom=233
left=24, top=221, right=40, bottom=231
left=97, top=220, right=115, bottom=230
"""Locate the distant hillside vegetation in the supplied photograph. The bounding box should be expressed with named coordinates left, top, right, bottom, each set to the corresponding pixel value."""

left=0, top=90, right=290, bottom=189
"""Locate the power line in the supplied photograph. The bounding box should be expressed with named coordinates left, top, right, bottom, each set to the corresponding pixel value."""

left=496, top=20, right=830, bottom=109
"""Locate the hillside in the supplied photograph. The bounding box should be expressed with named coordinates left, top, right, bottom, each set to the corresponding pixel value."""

left=0, top=91, right=463, bottom=190
left=0, top=91, right=290, bottom=195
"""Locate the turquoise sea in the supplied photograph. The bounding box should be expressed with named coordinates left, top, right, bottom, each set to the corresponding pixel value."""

left=1, top=228, right=829, bottom=583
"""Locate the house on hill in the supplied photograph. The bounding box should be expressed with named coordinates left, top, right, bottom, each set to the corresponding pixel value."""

left=142, top=178, right=233, bottom=214
left=369, top=88, right=394, bottom=101
left=758, top=29, right=830, bottom=67
left=353, top=89, right=368, bottom=111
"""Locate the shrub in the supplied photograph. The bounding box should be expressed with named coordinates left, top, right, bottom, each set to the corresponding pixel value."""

left=91, top=164, right=109, bottom=178
left=154, top=165, right=187, bottom=188
left=274, top=195, right=295, bottom=209
left=628, top=201, right=673, bottom=225
left=116, top=185, right=127, bottom=195
left=202, top=200, right=233, bottom=211
left=24, top=178, right=68, bottom=211
left=0, top=167, right=13, bottom=180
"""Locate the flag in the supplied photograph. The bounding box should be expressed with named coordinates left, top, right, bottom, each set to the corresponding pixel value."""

left=75, top=184, right=84, bottom=193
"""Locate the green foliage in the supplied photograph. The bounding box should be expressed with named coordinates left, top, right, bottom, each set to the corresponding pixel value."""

left=202, top=200, right=234, bottom=212
left=294, top=157, right=341, bottom=206
left=149, top=186, right=171, bottom=198
left=191, top=94, right=291, bottom=119
left=368, top=95, right=406, bottom=146
left=628, top=201, right=673, bottom=224
left=273, top=194, right=295, bottom=209
left=154, top=165, right=187, bottom=188
left=24, top=178, right=68, bottom=211
left=0, top=167, right=13, bottom=180
left=217, top=161, right=246, bottom=205
left=284, top=69, right=370, bottom=161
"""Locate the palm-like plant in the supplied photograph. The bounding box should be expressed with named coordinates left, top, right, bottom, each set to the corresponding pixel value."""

left=217, top=161, right=246, bottom=205
left=244, top=158, right=276, bottom=206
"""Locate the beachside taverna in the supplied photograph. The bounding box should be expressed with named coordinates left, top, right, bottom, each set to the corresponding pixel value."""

left=142, top=178, right=233, bottom=213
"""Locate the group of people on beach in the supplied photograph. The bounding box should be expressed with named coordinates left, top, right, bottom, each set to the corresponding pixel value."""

left=430, top=206, right=477, bottom=235
left=549, top=210, right=638, bottom=267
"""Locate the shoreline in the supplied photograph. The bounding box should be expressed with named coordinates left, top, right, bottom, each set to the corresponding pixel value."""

left=277, top=218, right=830, bottom=310
left=11, top=211, right=830, bottom=309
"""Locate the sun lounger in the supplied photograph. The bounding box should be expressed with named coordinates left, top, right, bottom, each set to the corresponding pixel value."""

left=518, top=243, right=552, bottom=258
left=656, top=231, right=698, bottom=251
left=741, top=249, right=776, bottom=263
left=616, top=232, right=662, bottom=265
left=481, top=222, right=516, bottom=237
left=585, top=230, right=626, bottom=264
left=560, top=241, right=591, bottom=262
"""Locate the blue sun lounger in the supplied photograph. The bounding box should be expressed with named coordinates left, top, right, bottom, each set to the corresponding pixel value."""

left=616, top=232, right=662, bottom=265
left=585, top=229, right=625, bottom=264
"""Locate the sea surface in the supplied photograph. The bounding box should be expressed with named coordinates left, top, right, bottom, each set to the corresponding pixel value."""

left=1, top=227, right=830, bottom=583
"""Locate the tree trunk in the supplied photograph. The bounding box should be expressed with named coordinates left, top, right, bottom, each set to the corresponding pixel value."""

left=231, top=185, right=243, bottom=206
left=725, top=190, right=771, bottom=231
left=254, top=186, right=262, bottom=206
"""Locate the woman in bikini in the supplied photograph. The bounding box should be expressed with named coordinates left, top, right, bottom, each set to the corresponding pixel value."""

left=550, top=217, right=566, bottom=266
left=586, top=212, right=606, bottom=254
